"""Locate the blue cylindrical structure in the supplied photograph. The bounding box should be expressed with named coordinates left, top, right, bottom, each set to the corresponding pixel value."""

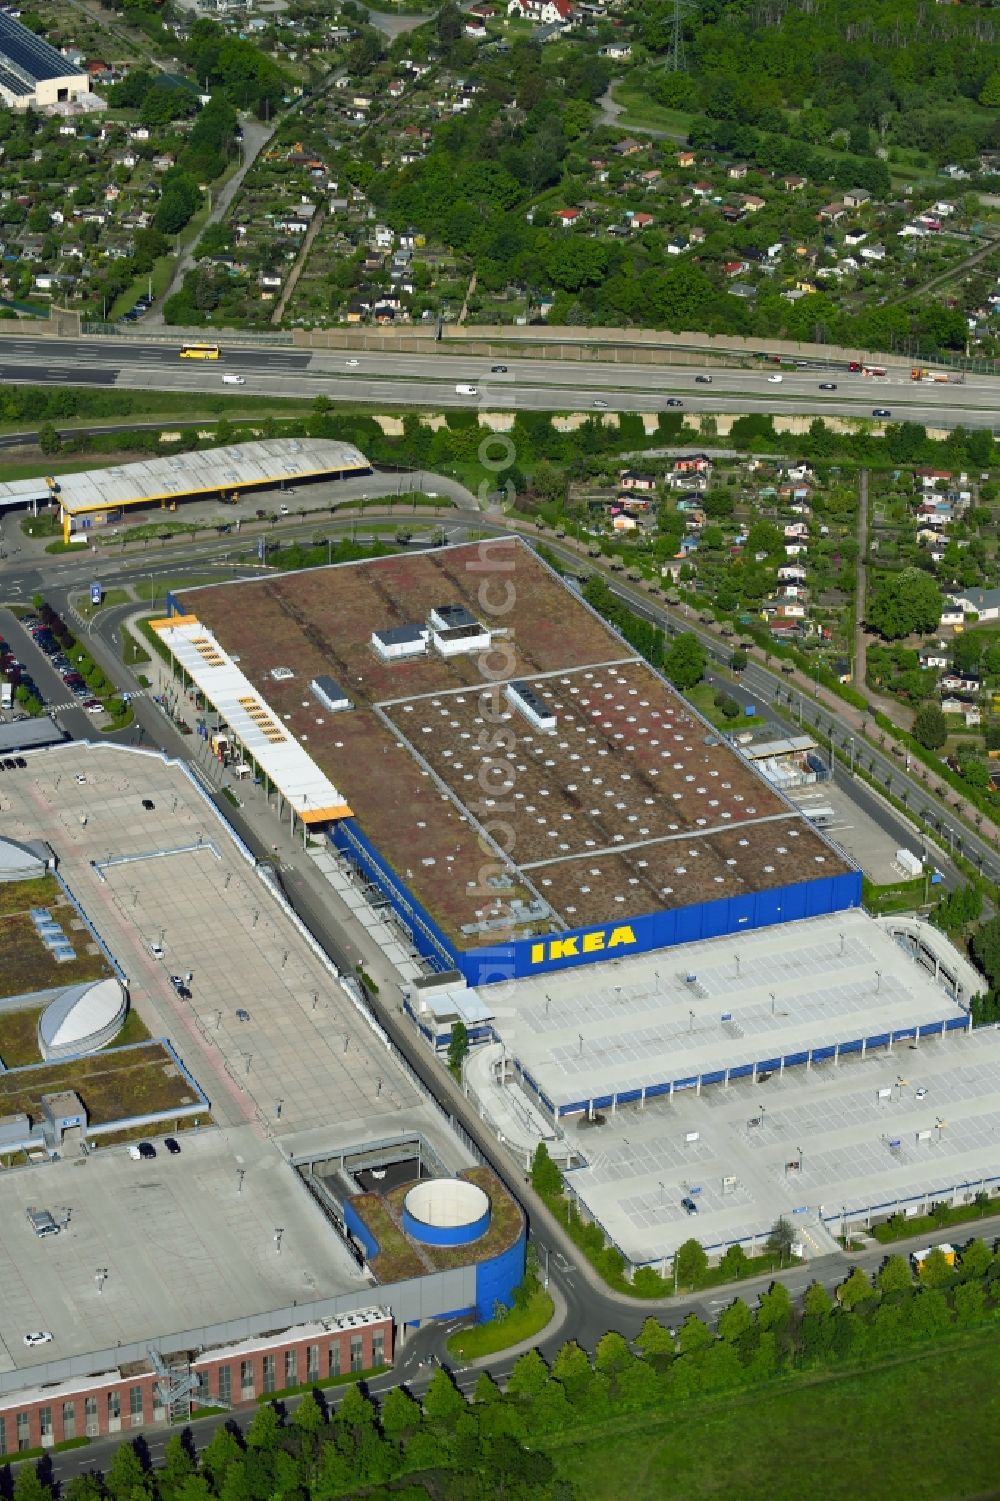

left=402, top=1180, right=491, bottom=1248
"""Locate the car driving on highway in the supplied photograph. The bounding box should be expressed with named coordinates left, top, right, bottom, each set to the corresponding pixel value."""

left=872, top=407, right=892, bottom=417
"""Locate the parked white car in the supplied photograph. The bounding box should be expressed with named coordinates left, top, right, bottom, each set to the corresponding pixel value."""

left=23, top=1331, right=53, bottom=1348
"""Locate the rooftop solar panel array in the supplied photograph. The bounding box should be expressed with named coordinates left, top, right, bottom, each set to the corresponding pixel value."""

left=0, top=12, right=85, bottom=83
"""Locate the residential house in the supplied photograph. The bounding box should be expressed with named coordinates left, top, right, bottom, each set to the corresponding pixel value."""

left=673, top=454, right=711, bottom=476
left=939, top=600, right=965, bottom=626
left=783, top=174, right=806, bottom=190
left=553, top=207, right=581, bottom=227
left=860, top=243, right=886, bottom=262
left=727, top=162, right=748, bottom=180
left=676, top=150, right=696, bottom=168
left=949, top=585, right=1000, bottom=622
left=844, top=187, right=872, bottom=208
left=630, top=211, right=654, bottom=230
left=819, top=203, right=846, bottom=223
left=506, top=0, right=573, bottom=21
left=612, top=138, right=642, bottom=157
left=666, top=236, right=689, bottom=255
left=918, top=648, right=949, bottom=670
left=691, top=180, right=713, bottom=198
left=600, top=40, right=631, bottom=57
left=741, top=194, right=766, bottom=212
left=619, top=470, right=657, bottom=491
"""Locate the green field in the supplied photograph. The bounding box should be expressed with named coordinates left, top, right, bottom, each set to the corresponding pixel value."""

left=546, top=1329, right=1000, bottom=1501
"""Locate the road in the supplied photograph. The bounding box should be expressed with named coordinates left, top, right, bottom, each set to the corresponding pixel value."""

left=0, top=334, right=997, bottom=427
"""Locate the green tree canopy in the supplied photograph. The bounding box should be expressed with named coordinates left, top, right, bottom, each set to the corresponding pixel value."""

left=866, top=568, right=943, bottom=641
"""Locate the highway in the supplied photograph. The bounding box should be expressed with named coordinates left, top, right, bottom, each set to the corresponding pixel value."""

left=0, top=333, right=998, bottom=426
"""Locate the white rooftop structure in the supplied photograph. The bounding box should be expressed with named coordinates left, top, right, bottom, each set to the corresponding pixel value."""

left=487, top=910, right=975, bottom=1119
left=38, top=977, right=127, bottom=1060
left=0, top=835, right=47, bottom=883
left=151, top=616, right=352, bottom=825
left=0, top=438, right=369, bottom=520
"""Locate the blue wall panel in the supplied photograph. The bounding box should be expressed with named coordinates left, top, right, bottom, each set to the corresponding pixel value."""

left=402, top=1205, right=491, bottom=1247
left=474, top=1226, right=526, bottom=1322
left=465, top=870, right=862, bottom=985
left=343, top=1200, right=379, bottom=1263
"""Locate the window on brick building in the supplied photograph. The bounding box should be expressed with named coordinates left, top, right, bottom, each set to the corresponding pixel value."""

left=350, top=1336, right=363, bottom=1373
left=39, top=1407, right=52, bottom=1438
left=218, top=1366, right=232, bottom=1406
left=284, top=1349, right=297, bottom=1388
left=262, top=1354, right=276, bottom=1394
left=241, top=1360, right=254, bottom=1400
left=108, top=1391, right=121, bottom=1422
left=16, top=1413, right=30, bottom=1451
left=307, top=1345, right=319, bottom=1383
left=130, top=1387, right=144, bottom=1420
left=85, top=1396, right=98, bottom=1437
left=62, top=1404, right=75, bottom=1441
left=373, top=1331, right=385, bottom=1366
left=328, top=1343, right=341, bottom=1378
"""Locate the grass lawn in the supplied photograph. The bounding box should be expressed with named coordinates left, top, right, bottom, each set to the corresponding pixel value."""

left=134, top=573, right=239, bottom=604
left=103, top=1007, right=151, bottom=1050
left=0, top=906, right=113, bottom=1001
left=76, top=588, right=131, bottom=620
left=447, top=1284, right=554, bottom=1360
left=685, top=680, right=765, bottom=731
left=0, top=1041, right=201, bottom=1126
left=861, top=874, right=926, bottom=915
left=0, top=1006, right=44, bottom=1067
left=0, top=874, right=61, bottom=919
left=545, top=1329, right=1000, bottom=1501
left=609, top=84, right=695, bottom=137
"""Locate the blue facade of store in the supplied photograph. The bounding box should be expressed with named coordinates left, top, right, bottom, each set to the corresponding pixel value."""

left=330, top=819, right=862, bottom=987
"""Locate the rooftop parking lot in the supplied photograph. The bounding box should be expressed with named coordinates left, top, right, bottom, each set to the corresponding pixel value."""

left=0, top=1124, right=368, bottom=1375
left=561, top=1022, right=1000, bottom=1268
left=492, top=909, right=975, bottom=1117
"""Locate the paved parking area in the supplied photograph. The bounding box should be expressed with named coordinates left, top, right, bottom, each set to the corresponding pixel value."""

left=790, top=784, right=911, bottom=885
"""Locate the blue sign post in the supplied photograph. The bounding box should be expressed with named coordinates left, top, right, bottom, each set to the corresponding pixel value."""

left=90, top=582, right=102, bottom=606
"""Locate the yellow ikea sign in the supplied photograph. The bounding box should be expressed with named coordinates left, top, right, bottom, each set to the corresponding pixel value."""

left=530, top=925, right=637, bottom=965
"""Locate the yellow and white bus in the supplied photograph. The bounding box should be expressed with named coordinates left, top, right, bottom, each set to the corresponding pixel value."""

left=179, top=342, right=220, bottom=360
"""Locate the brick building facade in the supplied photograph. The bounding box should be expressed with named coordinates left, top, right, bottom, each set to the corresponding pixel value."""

left=0, top=1310, right=392, bottom=1453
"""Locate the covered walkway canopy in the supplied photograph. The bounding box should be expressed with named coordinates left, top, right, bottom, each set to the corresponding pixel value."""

left=151, top=615, right=353, bottom=826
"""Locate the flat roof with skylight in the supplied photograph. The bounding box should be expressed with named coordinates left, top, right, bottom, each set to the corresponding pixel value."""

left=166, top=539, right=859, bottom=984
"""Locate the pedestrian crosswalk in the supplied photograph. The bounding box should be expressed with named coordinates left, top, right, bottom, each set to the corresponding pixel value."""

left=49, top=689, right=150, bottom=716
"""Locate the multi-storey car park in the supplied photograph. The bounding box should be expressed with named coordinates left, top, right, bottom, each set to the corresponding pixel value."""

left=0, top=743, right=523, bottom=1453
left=156, top=537, right=861, bottom=988
left=151, top=537, right=999, bottom=1277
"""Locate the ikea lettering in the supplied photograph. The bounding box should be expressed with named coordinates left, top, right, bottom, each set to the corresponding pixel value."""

left=530, top=925, right=637, bottom=965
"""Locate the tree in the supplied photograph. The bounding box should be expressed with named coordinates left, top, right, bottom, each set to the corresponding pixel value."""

left=551, top=1339, right=592, bottom=1397
left=866, top=568, right=943, bottom=641
left=38, top=422, right=61, bottom=456
left=634, top=1316, right=675, bottom=1355
left=292, top=1391, right=325, bottom=1437
left=107, top=1442, right=151, bottom=1500
left=718, top=1243, right=750, bottom=1281
left=917, top=1247, right=954, bottom=1289
left=13, top=1470, right=53, bottom=1501
left=802, top=1281, right=833, bottom=1318
left=423, top=1367, right=467, bottom=1427
left=766, top=1216, right=794, bottom=1265
left=506, top=1348, right=550, bottom=1399
left=717, top=1297, right=752, bottom=1342
left=875, top=1254, right=913, bottom=1296
left=677, top=1312, right=713, bottom=1353
left=837, top=1266, right=875, bottom=1310
left=594, top=1331, right=631, bottom=1374
left=674, top=1237, right=708, bottom=1288
left=531, top=1140, right=562, bottom=1198
left=663, top=632, right=707, bottom=691
left=755, top=1281, right=792, bottom=1332
left=446, top=1019, right=469, bottom=1079
left=980, top=71, right=1000, bottom=106
left=381, top=1385, right=422, bottom=1442
left=958, top=1237, right=993, bottom=1281
left=730, top=650, right=748, bottom=674
left=913, top=702, right=947, bottom=751
left=246, top=1402, right=282, bottom=1449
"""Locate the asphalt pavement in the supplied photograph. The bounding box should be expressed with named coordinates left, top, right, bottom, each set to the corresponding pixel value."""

left=0, top=334, right=997, bottom=427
